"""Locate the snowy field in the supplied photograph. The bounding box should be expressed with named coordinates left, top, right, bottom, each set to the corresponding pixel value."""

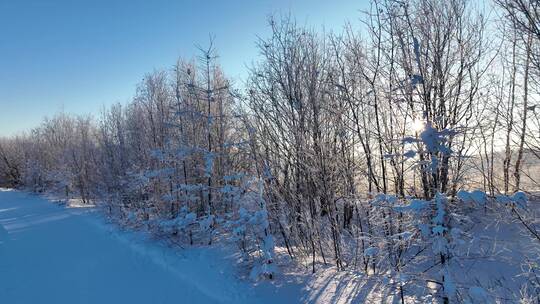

left=0, top=189, right=302, bottom=304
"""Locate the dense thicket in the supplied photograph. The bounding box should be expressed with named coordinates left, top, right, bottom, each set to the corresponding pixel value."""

left=1, top=0, right=539, bottom=302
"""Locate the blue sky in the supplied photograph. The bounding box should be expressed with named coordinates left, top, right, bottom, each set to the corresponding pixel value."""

left=0, top=0, right=368, bottom=136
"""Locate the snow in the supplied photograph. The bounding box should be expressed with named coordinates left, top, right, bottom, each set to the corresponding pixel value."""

left=393, top=199, right=428, bottom=212
left=468, top=286, right=489, bottom=303
left=363, top=247, right=378, bottom=257
left=403, top=150, right=416, bottom=159
left=158, top=211, right=197, bottom=234
left=0, top=189, right=300, bottom=304
left=442, top=270, right=456, bottom=298
left=198, top=214, right=214, bottom=232
left=1, top=188, right=537, bottom=303
left=511, top=191, right=528, bottom=207
left=457, top=190, right=529, bottom=208
left=432, top=193, right=446, bottom=225
left=457, top=189, right=488, bottom=205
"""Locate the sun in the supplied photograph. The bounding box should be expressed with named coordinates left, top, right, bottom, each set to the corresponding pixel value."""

left=411, top=118, right=425, bottom=133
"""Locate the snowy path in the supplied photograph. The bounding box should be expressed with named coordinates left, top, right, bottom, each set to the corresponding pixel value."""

left=0, top=189, right=298, bottom=304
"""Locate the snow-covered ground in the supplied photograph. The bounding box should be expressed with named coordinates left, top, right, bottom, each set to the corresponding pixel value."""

left=0, top=189, right=301, bottom=304
left=1, top=188, right=538, bottom=303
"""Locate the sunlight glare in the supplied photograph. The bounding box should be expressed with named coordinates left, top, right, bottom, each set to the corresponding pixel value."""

left=411, top=119, right=424, bottom=133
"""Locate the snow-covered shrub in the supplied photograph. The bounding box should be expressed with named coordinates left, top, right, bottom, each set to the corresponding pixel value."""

left=152, top=205, right=218, bottom=246
left=494, top=191, right=528, bottom=209
left=457, top=190, right=488, bottom=206
left=159, top=208, right=196, bottom=233
left=375, top=191, right=474, bottom=302
left=228, top=179, right=276, bottom=280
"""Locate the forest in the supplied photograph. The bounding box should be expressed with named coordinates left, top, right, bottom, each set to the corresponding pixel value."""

left=1, top=0, right=539, bottom=303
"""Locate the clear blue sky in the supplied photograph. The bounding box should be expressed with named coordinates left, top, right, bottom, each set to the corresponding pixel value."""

left=0, top=0, right=368, bottom=136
